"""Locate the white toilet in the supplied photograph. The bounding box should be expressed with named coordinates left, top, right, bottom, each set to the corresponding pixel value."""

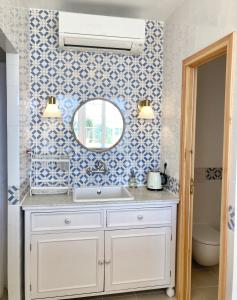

left=192, top=224, right=220, bottom=266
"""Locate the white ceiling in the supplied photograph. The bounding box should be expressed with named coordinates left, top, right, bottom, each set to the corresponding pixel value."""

left=17, top=0, right=182, bottom=21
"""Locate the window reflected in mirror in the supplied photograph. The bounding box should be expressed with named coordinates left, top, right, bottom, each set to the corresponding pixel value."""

left=72, top=99, right=125, bottom=152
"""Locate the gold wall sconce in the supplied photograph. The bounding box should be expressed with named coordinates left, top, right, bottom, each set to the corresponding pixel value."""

left=43, top=96, right=61, bottom=118
left=138, top=99, right=155, bottom=119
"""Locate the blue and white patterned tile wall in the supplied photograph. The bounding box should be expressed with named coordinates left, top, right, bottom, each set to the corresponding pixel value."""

left=29, top=9, right=164, bottom=187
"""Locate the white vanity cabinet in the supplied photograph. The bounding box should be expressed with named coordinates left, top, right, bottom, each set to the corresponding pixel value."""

left=24, top=202, right=177, bottom=300
left=104, top=227, right=172, bottom=292
left=30, top=231, right=104, bottom=299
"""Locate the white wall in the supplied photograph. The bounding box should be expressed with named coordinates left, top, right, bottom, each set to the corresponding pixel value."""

left=195, top=56, right=226, bottom=169
left=6, top=53, right=22, bottom=300
left=0, top=6, right=24, bottom=297
left=0, top=61, right=7, bottom=297
left=193, top=56, right=226, bottom=230
left=161, top=0, right=237, bottom=298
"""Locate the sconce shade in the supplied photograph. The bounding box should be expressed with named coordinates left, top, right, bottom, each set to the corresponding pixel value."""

left=43, top=96, right=61, bottom=118
left=138, top=99, right=155, bottom=119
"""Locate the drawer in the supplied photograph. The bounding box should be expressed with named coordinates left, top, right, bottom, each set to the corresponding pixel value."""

left=106, top=207, right=172, bottom=228
left=31, top=210, right=104, bottom=232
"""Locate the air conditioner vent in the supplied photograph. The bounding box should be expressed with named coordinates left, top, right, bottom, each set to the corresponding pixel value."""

left=59, top=12, right=145, bottom=55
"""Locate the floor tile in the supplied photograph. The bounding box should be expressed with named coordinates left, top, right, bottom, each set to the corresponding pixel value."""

left=191, top=267, right=218, bottom=289
left=103, top=292, right=137, bottom=300
left=191, top=287, right=218, bottom=300
left=192, top=260, right=205, bottom=270
left=136, top=289, right=176, bottom=300
left=212, top=265, right=219, bottom=276
left=0, top=290, right=7, bottom=300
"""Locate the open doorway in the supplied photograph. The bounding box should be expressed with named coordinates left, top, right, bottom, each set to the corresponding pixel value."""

left=0, top=46, right=7, bottom=298
left=191, top=55, right=226, bottom=298
left=176, top=33, right=236, bottom=300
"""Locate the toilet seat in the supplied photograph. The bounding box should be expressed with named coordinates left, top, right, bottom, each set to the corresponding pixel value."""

left=193, top=224, right=220, bottom=246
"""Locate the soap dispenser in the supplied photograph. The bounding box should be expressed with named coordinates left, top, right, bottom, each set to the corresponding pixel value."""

left=128, top=169, right=137, bottom=188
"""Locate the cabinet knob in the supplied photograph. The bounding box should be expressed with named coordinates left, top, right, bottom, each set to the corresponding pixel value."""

left=137, top=215, right=143, bottom=220
left=105, top=259, right=111, bottom=264
left=64, top=217, right=71, bottom=224
left=98, top=260, right=104, bottom=265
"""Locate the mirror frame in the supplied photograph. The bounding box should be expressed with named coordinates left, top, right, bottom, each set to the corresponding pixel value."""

left=71, top=98, right=126, bottom=152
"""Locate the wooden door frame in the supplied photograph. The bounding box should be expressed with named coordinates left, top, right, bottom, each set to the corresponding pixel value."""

left=176, top=32, right=236, bottom=300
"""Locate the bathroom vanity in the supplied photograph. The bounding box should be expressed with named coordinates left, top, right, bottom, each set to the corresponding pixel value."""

left=22, top=188, right=178, bottom=300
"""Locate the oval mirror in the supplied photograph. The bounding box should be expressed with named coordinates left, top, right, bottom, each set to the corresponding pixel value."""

left=71, top=98, right=125, bottom=152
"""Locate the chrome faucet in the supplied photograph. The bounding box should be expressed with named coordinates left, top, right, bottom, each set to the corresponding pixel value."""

left=86, top=160, right=107, bottom=175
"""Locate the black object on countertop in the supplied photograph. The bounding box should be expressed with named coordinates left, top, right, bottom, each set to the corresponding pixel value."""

left=160, top=162, right=168, bottom=186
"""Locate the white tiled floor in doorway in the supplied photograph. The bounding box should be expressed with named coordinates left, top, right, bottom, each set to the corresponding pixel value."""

left=191, top=261, right=219, bottom=299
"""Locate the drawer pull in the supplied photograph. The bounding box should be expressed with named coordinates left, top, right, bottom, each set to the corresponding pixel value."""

left=64, top=218, right=71, bottom=225
left=137, top=215, right=143, bottom=220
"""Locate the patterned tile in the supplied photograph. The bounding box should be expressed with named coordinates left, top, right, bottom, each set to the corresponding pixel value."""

left=194, top=167, right=223, bottom=182
left=30, top=156, right=70, bottom=189
left=165, top=175, right=179, bottom=195
left=29, top=9, right=164, bottom=187
left=8, top=185, right=19, bottom=205
left=228, top=205, right=235, bottom=231
left=206, top=167, right=222, bottom=180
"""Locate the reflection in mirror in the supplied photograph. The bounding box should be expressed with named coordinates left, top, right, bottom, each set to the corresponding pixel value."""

left=72, top=99, right=125, bottom=152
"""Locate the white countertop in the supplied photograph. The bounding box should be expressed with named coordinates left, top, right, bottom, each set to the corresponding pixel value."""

left=22, top=187, right=179, bottom=210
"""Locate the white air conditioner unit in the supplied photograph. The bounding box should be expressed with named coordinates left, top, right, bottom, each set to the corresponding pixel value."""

left=59, top=12, right=145, bottom=55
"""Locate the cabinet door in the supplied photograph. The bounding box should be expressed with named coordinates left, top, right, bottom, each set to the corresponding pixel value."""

left=105, top=227, right=171, bottom=292
left=30, top=231, right=104, bottom=299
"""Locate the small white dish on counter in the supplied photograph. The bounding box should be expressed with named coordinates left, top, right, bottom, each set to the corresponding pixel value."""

left=73, top=186, right=134, bottom=202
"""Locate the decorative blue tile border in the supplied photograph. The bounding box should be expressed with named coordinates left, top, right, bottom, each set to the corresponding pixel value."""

left=194, top=167, right=223, bottom=182
left=228, top=205, right=235, bottom=231
left=8, top=186, right=20, bottom=205
left=29, top=9, right=164, bottom=187
left=165, top=175, right=179, bottom=195
left=206, top=167, right=222, bottom=180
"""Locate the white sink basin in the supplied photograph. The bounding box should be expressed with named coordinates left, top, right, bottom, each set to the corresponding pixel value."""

left=73, top=186, right=134, bottom=202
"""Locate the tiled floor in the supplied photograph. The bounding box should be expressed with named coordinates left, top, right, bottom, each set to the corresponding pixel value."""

left=191, top=261, right=219, bottom=300
left=0, top=289, right=176, bottom=300
left=0, top=290, right=7, bottom=300
left=75, top=290, right=176, bottom=300
left=103, top=290, right=176, bottom=300
left=0, top=263, right=219, bottom=300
